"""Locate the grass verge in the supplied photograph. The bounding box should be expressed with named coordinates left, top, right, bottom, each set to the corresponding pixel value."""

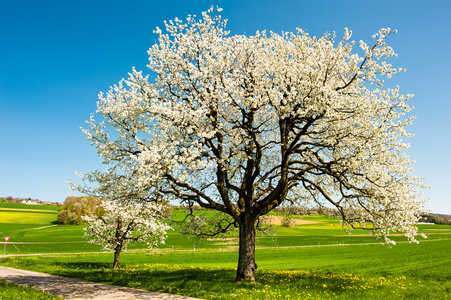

left=0, top=279, right=63, bottom=300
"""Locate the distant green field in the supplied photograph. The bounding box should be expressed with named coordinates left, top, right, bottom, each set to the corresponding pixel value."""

left=0, top=208, right=58, bottom=224
left=1, top=204, right=450, bottom=255
left=0, top=203, right=60, bottom=211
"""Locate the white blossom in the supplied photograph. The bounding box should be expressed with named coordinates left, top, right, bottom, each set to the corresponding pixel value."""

left=82, top=200, right=171, bottom=252
left=77, top=6, right=427, bottom=270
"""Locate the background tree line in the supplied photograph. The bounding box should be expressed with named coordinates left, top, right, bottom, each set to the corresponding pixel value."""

left=420, top=213, right=451, bottom=225
left=57, top=196, right=174, bottom=225
left=57, top=196, right=101, bottom=225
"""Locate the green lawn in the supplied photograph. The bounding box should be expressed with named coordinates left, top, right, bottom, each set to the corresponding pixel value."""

left=0, top=279, right=63, bottom=300
left=1, top=239, right=449, bottom=299
left=1, top=203, right=450, bottom=299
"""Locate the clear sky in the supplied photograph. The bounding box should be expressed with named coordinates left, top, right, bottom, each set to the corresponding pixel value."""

left=1, top=0, right=450, bottom=214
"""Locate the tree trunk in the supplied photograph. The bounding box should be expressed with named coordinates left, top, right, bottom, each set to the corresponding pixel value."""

left=112, top=218, right=122, bottom=269
left=235, top=216, right=258, bottom=282
left=113, top=244, right=121, bottom=269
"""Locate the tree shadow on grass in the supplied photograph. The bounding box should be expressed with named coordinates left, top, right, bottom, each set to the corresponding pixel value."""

left=50, top=263, right=397, bottom=299
left=52, top=266, right=236, bottom=299
left=54, top=262, right=111, bottom=269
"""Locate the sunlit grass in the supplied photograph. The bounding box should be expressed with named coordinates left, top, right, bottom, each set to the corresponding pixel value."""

left=1, top=204, right=450, bottom=299
left=0, top=209, right=57, bottom=224
left=58, top=263, right=424, bottom=299
left=0, top=279, right=63, bottom=300
left=1, top=239, right=450, bottom=299
left=0, top=203, right=60, bottom=211
left=1, top=205, right=450, bottom=255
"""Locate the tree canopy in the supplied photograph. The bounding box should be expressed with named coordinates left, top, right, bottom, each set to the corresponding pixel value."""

left=76, top=7, right=426, bottom=281
left=57, top=196, right=100, bottom=225
left=82, top=200, right=171, bottom=269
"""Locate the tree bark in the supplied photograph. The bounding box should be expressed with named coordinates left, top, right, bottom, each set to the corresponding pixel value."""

left=235, top=216, right=258, bottom=282
left=113, top=245, right=121, bottom=269
left=112, top=217, right=123, bottom=269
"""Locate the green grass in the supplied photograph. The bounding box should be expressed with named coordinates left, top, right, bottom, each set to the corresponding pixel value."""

left=0, top=279, right=63, bottom=300
left=0, top=203, right=60, bottom=211
left=0, top=209, right=58, bottom=225
left=0, top=239, right=449, bottom=299
left=1, top=204, right=450, bottom=299
left=1, top=207, right=449, bottom=254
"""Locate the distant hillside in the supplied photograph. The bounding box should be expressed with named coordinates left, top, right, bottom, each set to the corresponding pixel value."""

left=422, top=213, right=451, bottom=225
left=0, top=196, right=61, bottom=206
left=434, top=213, right=451, bottom=221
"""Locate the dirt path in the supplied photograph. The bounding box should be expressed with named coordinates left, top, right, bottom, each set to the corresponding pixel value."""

left=0, top=266, right=202, bottom=300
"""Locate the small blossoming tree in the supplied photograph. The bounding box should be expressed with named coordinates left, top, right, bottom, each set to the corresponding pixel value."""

left=78, top=7, right=427, bottom=281
left=82, top=200, right=171, bottom=269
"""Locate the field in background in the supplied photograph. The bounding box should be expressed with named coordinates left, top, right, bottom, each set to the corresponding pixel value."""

left=1, top=203, right=450, bottom=299
left=0, top=203, right=60, bottom=211
left=1, top=204, right=450, bottom=255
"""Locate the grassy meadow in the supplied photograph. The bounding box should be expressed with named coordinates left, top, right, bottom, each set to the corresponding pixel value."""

left=0, top=279, right=63, bottom=300
left=0, top=203, right=450, bottom=299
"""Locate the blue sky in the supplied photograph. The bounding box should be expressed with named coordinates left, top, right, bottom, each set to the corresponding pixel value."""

left=1, top=0, right=450, bottom=213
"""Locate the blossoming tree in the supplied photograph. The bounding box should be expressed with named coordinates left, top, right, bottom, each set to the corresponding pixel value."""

left=82, top=200, right=171, bottom=269
left=79, top=7, right=426, bottom=281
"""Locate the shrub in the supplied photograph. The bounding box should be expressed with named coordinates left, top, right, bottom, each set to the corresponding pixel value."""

left=57, top=196, right=100, bottom=225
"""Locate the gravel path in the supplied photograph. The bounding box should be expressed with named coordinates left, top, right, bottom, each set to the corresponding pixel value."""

left=0, top=266, right=203, bottom=300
